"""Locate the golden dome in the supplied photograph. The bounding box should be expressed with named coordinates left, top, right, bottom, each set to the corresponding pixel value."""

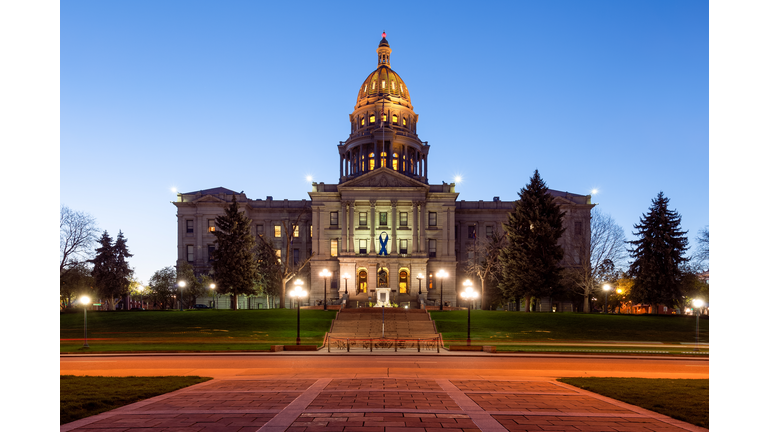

left=355, top=33, right=412, bottom=110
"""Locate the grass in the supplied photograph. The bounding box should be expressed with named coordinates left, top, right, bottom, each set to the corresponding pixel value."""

left=60, top=375, right=211, bottom=425
left=60, top=309, right=337, bottom=353
left=431, top=310, right=708, bottom=345
left=558, top=377, right=709, bottom=428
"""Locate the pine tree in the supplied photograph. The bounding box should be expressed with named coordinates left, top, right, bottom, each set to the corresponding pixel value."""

left=211, top=196, right=258, bottom=309
left=91, top=231, right=117, bottom=309
left=627, top=192, right=689, bottom=313
left=113, top=230, right=134, bottom=309
left=499, top=170, right=566, bottom=312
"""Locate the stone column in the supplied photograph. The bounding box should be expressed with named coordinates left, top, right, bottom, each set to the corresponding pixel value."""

left=412, top=201, right=418, bottom=252
left=390, top=200, right=397, bottom=255
left=419, top=201, right=427, bottom=255
left=348, top=201, right=355, bottom=253
left=310, top=209, right=319, bottom=257
left=340, top=201, right=347, bottom=253
left=444, top=206, right=450, bottom=256
left=370, top=200, right=376, bottom=254
left=448, top=207, right=456, bottom=258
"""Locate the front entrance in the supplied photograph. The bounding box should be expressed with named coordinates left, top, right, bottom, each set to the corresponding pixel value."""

left=375, top=288, right=390, bottom=306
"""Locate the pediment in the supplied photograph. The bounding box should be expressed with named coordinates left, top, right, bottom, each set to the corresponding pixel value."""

left=340, top=168, right=428, bottom=189
left=192, top=195, right=227, bottom=204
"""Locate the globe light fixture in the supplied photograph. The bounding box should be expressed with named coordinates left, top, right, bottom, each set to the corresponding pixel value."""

left=692, top=298, right=705, bottom=351
left=210, top=283, right=217, bottom=309
left=320, top=269, right=332, bottom=310
left=80, top=295, right=91, bottom=348
left=460, top=280, right=478, bottom=346
left=602, top=283, right=611, bottom=314
left=178, top=280, right=186, bottom=311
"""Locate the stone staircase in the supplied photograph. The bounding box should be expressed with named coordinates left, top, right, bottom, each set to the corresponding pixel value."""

left=326, top=307, right=441, bottom=352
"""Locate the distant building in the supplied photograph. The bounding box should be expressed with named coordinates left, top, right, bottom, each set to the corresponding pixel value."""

left=173, top=34, right=594, bottom=310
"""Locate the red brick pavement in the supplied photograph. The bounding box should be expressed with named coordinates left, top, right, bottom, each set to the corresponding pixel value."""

left=61, top=378, right=706, bottom=432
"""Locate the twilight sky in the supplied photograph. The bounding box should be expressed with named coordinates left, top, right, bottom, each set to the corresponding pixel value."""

left=60, top=0, right=709, bottom=284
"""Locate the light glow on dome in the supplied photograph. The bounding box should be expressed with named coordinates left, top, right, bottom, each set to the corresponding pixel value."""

left=382, top=31, right=386, bottom=38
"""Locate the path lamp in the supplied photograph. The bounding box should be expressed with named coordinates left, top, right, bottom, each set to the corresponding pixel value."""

left=460, top=281, right=478, bottom=346
left=178, top=281, right=186, bottom=311
left=80, top=296, right=91, bottom=348
left=342, top=273, right=349, bottom=295
left=210, top=283, right=216, bottom=309
left=437, top=269, right=448, bottom=310
left=602, top=284, right=611, bottom=314
left=417, top=273, right=424, bottom=295
left=290, top=280, right=307, bottom=345
left=320, top=269, right=332, bottom=310
left=692, top=298, right=704, bottom=351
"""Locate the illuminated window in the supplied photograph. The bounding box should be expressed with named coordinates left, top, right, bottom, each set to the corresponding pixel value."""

left=293, top=225, right=299, bottom=238
left=400, top=84, right=404, bottom=93
left=369, top=114, right=375, bottom=123
left=399, top=270, right=408, bottom=293
left=359, top=239, right=367, bottom=254
left=380, top=151, right=387, bottom=167
left=331, top=239, right=338, bottom=257
left=310, top=225, right=313, bottom=238
left=391, top=81, right=395, bottom=90
left=358, top=270, right=368, bottom=293
left=275, top=249, right=281, bottom=264
left=381, top=80, right=385, bottom=89
left=364, top=84, right=367, bottom=92
left=392, top=114, right=398, bottom=124
left=392, top=152, right=398, bottom=171
left=372, top=81, right=375, bottom=90
left=369, top=152, right=375, bottom=170
left=274, top=225, right=281, bottom=238
left=359, top=212, right=367, bottom=226
left=208, top=219, right=216, bottom=232
left=429, top=212, right=437, bottom=226
left=403, top=118, right=407, bottom=126
left=361, top=118, right=365, bottom=126
left=330, top=212, right=338, bottom=226
left=382, top=113, right=387, bottom=122
left=187, top=245, right=194, bottom=262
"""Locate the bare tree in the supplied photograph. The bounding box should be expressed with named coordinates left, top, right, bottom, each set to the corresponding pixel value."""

left=60, top=206, right=99, bottom=275
left=564, top=209, right=627, bottom=312
left=465, top=230, right=507, bottom=310
left=693, top=225, right=709, bottom=271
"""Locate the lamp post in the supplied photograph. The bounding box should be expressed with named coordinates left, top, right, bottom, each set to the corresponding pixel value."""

left=210, top=283, right=216, bottom=309
left=417, top=273, right=423, bottom=295
left=692, top=298, right=704, bottom=351
left=460, top=281, right=478, bottom=346
left=137, top=285, right=144, bottom=310
left=80, top=295, right=91, bottom=348
left=290, top=280, right=307, bottom=345
left=602, top=284, right=611, bottom=314
left=320, top=269, right=332, bottom=310
left=342, top=273, right=349, bottom=295
left=178, top=281, right=186, bottom=311
left=616, top=288, right=623, bottom=314
left=437, top=269, right=447, bottom=310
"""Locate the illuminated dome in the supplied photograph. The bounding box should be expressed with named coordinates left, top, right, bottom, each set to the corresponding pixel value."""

left=355, top=32, right=413, bottom=110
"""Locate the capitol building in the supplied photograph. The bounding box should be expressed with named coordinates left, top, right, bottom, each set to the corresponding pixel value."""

left=173, top=34, right=593, bottom=311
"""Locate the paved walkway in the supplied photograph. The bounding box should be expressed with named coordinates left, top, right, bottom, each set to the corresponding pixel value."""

left=61, top=377, right=706, bottom=432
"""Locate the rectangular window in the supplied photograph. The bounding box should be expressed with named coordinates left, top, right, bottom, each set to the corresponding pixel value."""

left=379, top=212, right=387, bottom=226
left=486, top=225, right=494, bottom=238
left=186, top=220, right=194, bottom=233
left=429, top=212, right=437, bottom=226
left=208, top=245, right=215, bottom=262
left=293, top=248, right=300, bottom=265
left=359, top=239, right=367, bottom=254
left=293, top=225, right=299, bottom=238
left=399, top=212, right=408, bottom=227
left=256, top=224, right=264, bottom=235
left=330, top=212, right=338, bottom=226
left=468, top=225, right=476, bottom=239
left=359, top=212, right=367, bottom=226
left=186, top=245, right=194, bottom=262
left=310, top=225, right=313, bottom=238
left=208, top=219, right=216, bottom=232
left=428, top=239, right=436, bottom=257
left=575, top=221, right=583, bottom=236
left=331, top=239, right=338, bottom=257
left=399, top=239, right=408, bottom=255
left=274, top=225, right=282, bottom=238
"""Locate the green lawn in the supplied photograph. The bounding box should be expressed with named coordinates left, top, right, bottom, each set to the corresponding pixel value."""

left=60, top=375, right=211, bottom=425
left=431, top=310, right=708, bottom=345
left=558, top=377, right=709, bottom=428
left=60, top=309, right=337, bottom=353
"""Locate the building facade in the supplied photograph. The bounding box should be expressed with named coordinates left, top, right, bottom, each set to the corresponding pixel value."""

left=173, top=34, right=594, bottom=309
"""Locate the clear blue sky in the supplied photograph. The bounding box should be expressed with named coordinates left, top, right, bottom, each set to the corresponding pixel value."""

left=60, top=0, right=709, bottom=284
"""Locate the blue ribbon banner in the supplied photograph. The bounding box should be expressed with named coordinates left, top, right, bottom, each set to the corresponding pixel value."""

left=378, top=232, right=389, bottom=256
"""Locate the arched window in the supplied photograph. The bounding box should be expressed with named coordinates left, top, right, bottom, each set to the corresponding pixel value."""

left=403, top=117, right=407, bottom=127
left=358, top=270, right=367, bottom=294
left=369, top=152, right=375, bottom=171
left=380, top=151, right=387, bottom=168
left=392, top=114, right=398, bottom=124
left=369, top=114, right=375, bottom=123
left=392, top=152, right=398, bottom=171
left=399, top=270, right=409, bottom=294
left=360, top=117, right=365, bottom=126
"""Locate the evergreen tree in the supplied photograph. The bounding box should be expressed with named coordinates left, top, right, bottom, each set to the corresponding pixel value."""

left=627, top=192, right=689, bottom=313
left=211, top=196, right=258, bottom=309
left=91, top=231, right=117, bottom=309
left=113, top=230, right=134, bottom=309
left=499, top=170, right=566, bottom=312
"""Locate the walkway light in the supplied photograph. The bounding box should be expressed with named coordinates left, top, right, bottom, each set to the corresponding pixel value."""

left=210, top=283, right=216, bottom=309
left=437, top=269, right=448, bottom=311
left=178, top=280, right=186, bottom=311
left=602, top=284, right=611, bottom=314
left=80, top=295, right=91, bottom=348
left=460, top=281, right=478, bottom=346
left=692, top=298, right=704, bottom=351
left=417, top=273, right=424, bottom=295
left=290, top=280, right=307, bottom=345
left=342, top=273, right=349, bottom=295
left=320, top=269, right=332, bottom=310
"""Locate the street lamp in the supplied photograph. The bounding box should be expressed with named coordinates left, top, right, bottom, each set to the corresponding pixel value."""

left=210, top=283, right=216, bottom=309
left=692, top=298, right=704, bottom=351
left=602, top=283, right=611, bottom=314
left=437, top=269, right=448, bottom=311
left=80, top=295, right=91, bottom=348
left=178, top=281, right=186, bottom=311
left=342, top=273, right=349, bottom=295
left=461, top=280, right=478, bottom=346
left=616, top=288, right=623, bottom=314
left=417, top=273, right=424, bottom=295
left=320, top=269, right=332, bottom=311
left=290, top=280, right=307, bottom=345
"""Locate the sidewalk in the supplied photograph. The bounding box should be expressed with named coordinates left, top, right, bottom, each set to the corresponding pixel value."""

left=61, top=377, right=708, bottom=432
